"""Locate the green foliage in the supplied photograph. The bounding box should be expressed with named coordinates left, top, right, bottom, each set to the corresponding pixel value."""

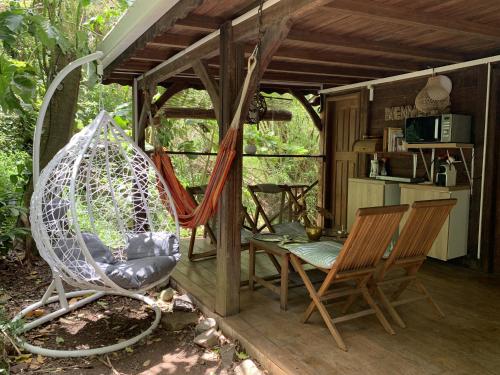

left=0, top=0, right=131, bottom=254
left=0, top=303, right=23, bottom=336
left=0, top=305, right=24, bottom=373
left=150, top=90, right=320, bottom=220
left=75, top=83, right=132, bottom=133
left=0, top=150, right=31, bottom=253
left=0, top=55, right=37, bottom=113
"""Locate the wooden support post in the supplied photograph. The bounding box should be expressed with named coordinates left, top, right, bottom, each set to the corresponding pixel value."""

left=151, top=82, right=187, bottom=116
left=216, top=22, right=244, bottom=317
left=290, top=90, right=322, bottom=131
left=215, top=18, right=292, bottom=316
left=193, top=60, right=221, bottom=124
left=137, top=90, right=152, bottom=150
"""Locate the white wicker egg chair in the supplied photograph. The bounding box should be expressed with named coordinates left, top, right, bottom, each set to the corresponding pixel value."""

left=12, top=52, right=180, bottom=357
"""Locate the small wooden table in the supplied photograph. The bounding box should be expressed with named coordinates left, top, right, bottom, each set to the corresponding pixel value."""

left=249, top=238, right=292, bottom=311
left=249, top=235, right=347, bottom=311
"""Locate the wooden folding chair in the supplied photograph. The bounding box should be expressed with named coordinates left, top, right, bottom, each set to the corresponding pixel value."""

left=289, top=204, right=409, bottom=351
left=247, top=184, right=305, bottom=234
left=371, top=199, right=457, bottom=328
left=187, top=185, right=256, bottom=261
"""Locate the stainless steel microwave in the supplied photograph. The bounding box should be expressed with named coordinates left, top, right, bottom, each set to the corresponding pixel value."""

left=404, top=114, right=471, bottom=143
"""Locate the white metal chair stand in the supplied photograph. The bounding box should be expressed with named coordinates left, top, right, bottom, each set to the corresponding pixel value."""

left=11, top=52, right=181, bottom=358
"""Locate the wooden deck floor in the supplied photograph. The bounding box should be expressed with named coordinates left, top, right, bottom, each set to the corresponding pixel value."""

left=172, top=238, right=500, bottom=375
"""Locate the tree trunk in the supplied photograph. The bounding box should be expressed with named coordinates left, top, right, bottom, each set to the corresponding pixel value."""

left=23, top=52, right=82, bottom=261
left=39, top=54, right=82, bottom=174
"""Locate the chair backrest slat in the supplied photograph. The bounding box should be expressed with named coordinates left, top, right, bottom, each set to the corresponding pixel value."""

left=247, top=184, right=300, bottom=232
left=386, top=199, right=457, bottom=267
left=334, top=205, right=408, bottom=273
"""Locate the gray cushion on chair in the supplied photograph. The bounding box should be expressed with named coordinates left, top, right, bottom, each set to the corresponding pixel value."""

left=101, top=255, right=178, bottom=290
left=282, top=241, right=344, bottom=269
left=54, top=232, right=115, bottom=264
left=125, top=232, right=179, bottom=260
left=44, top=198, right=70, bottom=221
left=81, top=233, right=115, bottom=263
left=57, top=231, right=180, bottom=290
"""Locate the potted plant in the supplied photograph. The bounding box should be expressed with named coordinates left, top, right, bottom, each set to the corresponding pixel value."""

left=244, top=133, right=258, bottom=154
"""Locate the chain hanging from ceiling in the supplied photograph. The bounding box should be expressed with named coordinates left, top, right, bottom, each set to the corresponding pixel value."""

left=246, top=0, right=267, bottom=125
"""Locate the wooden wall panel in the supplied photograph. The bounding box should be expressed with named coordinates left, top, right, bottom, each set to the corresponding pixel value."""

left=487, top=67, right=500, bottom=272
left=362, top=66, right=490, bottom=268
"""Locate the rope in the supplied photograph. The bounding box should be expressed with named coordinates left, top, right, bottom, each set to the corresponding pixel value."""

left=152, top=47, right=260, bottom=228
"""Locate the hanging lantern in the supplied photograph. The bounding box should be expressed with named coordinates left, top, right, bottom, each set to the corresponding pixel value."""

left=415, top=86, right=450, bottom=114
left=247, top=93, right=267, bottom=124
left=424, top=75, right=452, bottom=100
left=415, top=74, right=452, bottom=114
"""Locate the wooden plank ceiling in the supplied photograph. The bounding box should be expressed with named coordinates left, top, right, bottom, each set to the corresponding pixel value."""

left=103, top=0, right=500, bottom=93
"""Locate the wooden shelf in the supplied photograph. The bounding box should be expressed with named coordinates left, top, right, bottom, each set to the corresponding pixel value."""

left=405, top=143, right=474, bottom=149
left=356, top=151, right=417, bottom=157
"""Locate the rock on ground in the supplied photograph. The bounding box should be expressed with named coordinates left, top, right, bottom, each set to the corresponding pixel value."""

left=161, top=311, right=199, bottom=331
left=172, top=294, right=196, bottom=312
left=219, top=343, right=236, bottom=370
left=193, top=328, right=220, bottom=349
left=158, top=288, right=174, bottom=302
left=234, top=359, right=263, bottom=375
left=195, top=317, right=218, bottom=334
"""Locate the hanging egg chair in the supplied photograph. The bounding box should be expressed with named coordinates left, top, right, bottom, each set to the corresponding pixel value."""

left=12, top=52, right=180, bottom=358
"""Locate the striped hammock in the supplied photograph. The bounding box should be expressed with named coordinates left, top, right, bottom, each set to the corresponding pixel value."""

left=153, top=50, right=258, bottom=228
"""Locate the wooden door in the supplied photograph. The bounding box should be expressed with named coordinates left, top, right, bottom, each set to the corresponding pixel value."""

left=326, top=94, right=361, bottom=228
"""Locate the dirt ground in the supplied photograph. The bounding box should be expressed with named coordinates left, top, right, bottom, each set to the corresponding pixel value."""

left=0, top=253, right=258, bottom=374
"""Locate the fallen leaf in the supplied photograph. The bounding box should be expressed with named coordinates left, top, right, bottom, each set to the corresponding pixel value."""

left=143, top=360, right=151, bottom=367
left=29, top=363, right=41, bottom=370
left=36, top=355, right=45, bottom=364
left=236, top=351, right=249, bottom=360
left=14, top=354, right=32, bottom=363
left=97, top=301, right=108, bottom=308
left=30, top=271, right=38, bottom=275
left=69, top=297, right=82, bottom=305
left=26, top=308, right=46, bottom=318
left=55, top=336, right=65, bottom=345
left=125, top=346, right=133, bottom=353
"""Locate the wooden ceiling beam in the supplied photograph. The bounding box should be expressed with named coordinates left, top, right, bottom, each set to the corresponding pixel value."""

left=130, top=45, right=406, bottom=79
left=171, top=14, right=479, bottom=61
left=178, top=64, right=360, bottom=86
left=147, top=33, right=200, bottom=48
left=156, top=107, right=292, bottom=122
left=325, top=0, right=500, bottom=42
left=103, top=0, right=205, bottom=78
left=287, top=29, right=464, bottom=63
left=264, top=61, right=396, bottom=79
left=108, top=74, right=323, bottom=92
left=273, top=46, right=424, bottom=72
left=135, top=29, right=462, bottom=71
left=173, top=14, right=222, bottom=32
left=141, top=0, right=335, bottom=86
